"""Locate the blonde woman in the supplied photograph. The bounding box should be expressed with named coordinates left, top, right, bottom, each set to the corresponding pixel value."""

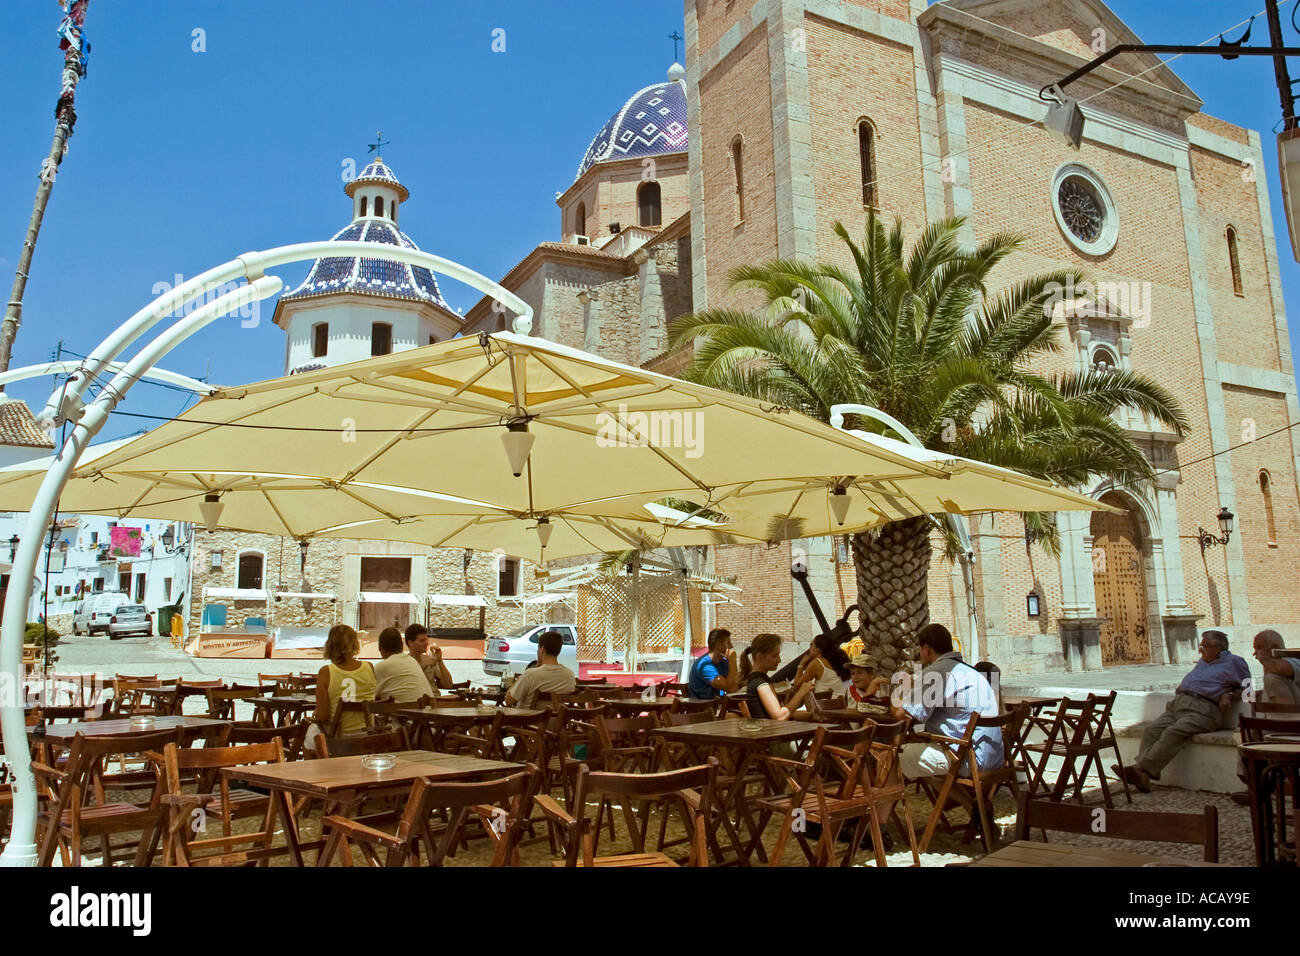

left=306, top=624, right=377, bottom=753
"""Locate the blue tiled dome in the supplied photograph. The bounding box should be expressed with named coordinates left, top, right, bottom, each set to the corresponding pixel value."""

left=344, top=157, right=409, bottom=200
left=281, top=219, right=449, bottom=307
left=282, top=159, right=448, bottom=308
left=575, top=66, right=688, bottom=181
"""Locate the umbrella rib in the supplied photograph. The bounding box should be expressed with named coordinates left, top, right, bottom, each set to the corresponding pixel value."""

left=258, top=488, right=304, bottom=540
left=337, top=359, right=509, bottom=480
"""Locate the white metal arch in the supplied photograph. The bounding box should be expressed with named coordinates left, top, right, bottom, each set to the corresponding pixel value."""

left=0, top=241, right=532, bottom=866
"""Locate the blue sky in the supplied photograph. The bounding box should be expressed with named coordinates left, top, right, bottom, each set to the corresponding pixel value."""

left=0, top=0, right=1296, bottom=439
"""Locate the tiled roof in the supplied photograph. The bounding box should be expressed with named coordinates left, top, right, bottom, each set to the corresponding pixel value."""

left=344, top=157, right=410, bottom=201
left=280, top=218, right=450, bottom=308
left=575, top=70, right=688, bottom=181
left=0, top=399, right=54, bottom=448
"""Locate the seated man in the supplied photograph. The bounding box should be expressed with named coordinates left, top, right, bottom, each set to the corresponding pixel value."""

left=890, top=623, right=1002, bottom=779
left=688, top=628, right=740, bottom=700
left=373, top=626, right=434, bottom=703
left=1253, top=628, right=1300, bottom=705
left=503, top=630, right=576, bottom=709
left=405, top=623, right=454, bottom=696
left=1116, top=630, right=1250, bottom=792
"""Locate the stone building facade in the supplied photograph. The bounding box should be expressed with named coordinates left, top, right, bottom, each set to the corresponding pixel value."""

left=463, top=0, right=1300, bottom=675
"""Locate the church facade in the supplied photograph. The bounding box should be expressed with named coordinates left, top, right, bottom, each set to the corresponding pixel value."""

left=464, top=0, right=1300, bottom=674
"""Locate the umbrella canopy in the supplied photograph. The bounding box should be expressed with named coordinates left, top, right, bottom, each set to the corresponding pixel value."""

left=0, top=333, right=952, bottom=558
left=595, top=430, right=1117, bottom=544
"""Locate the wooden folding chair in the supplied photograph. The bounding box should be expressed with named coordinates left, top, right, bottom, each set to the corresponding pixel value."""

left=321, top=766, right=539, bottom=866
left=913, top=711, right=1016, bottom=853
left=317, top=728, right=410, bottom=758
left=1253, top=700, right=1300, bottom=715
left=537, top=760, right=718, bottom=867
left=34, top=729, right=180, bottom=867
left=1022, top=695, right=1096, bottom=801
left=205, top=687, right=266, bottom=722
left=1014, top=790, right=1219, bottom=861
left=156, top=739, right=286, bottom=866
left=223, top=721, right=310, bottom=761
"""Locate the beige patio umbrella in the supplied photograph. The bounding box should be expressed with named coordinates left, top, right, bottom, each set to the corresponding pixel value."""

left=0, top=333, right=955, bottom=558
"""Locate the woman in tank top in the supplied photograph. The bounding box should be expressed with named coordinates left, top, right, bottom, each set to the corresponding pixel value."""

left=310, top=624, right=376, bottom=747
left=792, top=633, right=851, bottom=702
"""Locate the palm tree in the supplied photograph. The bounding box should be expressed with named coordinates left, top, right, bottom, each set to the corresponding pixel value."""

left=668, top=213, right=1188, bottom=672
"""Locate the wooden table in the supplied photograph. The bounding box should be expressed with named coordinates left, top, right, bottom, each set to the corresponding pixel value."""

left=601, top=697, right=678, bottom=719
left=798, top=706, right=889, bottom=725
left=36, top=715, right=230, bottom=744
left=651, top=718, right=823, bottom=865
left=968, top=840, right=1229, bottom=867
left=396, top=706, right=546, bottom=750
left=250, top=694, right=317, bottom=727
left=1240, top=741, right=1300, bottom=867
left=221, top=750, right=523, bottom=865
left=455, top=686, right=507, bottom=704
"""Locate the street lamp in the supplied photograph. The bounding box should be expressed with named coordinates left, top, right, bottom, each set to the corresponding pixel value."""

left=7, top=535, right=17, bottom=562
left=1197, top=507, right=1235, bottom=551
left=298, top=538, right=309, bottom=572
left=160, top=526, right=174, bottom=550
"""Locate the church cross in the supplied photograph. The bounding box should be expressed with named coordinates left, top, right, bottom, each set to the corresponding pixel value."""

left=669, top=30, right=682, bottom=62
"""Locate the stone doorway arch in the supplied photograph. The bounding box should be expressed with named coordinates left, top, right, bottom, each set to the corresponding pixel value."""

left=1090, top=491, right=1152, bottom=665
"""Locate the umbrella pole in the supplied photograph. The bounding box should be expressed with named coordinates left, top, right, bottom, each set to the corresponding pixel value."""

left=671, top=547, right=694, bottom=682
left=628, top=552, right=640, bottom=674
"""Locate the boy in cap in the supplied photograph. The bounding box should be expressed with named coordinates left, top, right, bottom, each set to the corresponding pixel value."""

left=846, top=653, right=892, bottom=711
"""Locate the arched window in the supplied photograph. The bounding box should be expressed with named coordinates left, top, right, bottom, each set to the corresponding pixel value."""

left=236, top=551, right=264, bottom=590
left=359, top=196, right=368, bottom=217
left=371, top=322, right=392, bottom=356
left=858, top=119, right=877, bottom=208
left=1227, top=226, right=1243, bottom=295
left=575, top=202, right=586, bottom=237
left=1261, top=470, right=1278, bottom=545
left=638, top=181, right=662, bottom=227
left=1091, top=345, right=1118, bottom=371
left=311, top=323, right=328, bottom=359
left=375, top=196, right=385, bottom=218
left=390, top=201, right=397, bottom=225
left=731, top=136, right=745, bottom=223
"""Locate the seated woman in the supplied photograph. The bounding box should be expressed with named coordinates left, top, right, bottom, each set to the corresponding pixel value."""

left=741, top=633, right=813, bottom=720
left=307, top=624, right=377, bottom=752
left=791, top=633, right=851, bottom=704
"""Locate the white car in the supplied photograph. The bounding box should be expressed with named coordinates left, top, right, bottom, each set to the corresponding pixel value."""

left=71, top=591, right=131, bottom=636
left=482, top=624, right=580, bottom=677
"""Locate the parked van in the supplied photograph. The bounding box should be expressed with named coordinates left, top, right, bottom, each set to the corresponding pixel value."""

left=71, top=591, right=131, bottom=636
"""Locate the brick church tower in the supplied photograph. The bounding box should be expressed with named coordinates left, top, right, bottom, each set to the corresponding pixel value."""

left=684, top=0, right=1300, bottom=672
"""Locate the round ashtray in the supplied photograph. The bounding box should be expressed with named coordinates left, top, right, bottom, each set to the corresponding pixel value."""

left=129, top=716, right=156, bottom=730
left=361, top=753, right=396, bottom=771
left=738, top=719, right=762, bottom=733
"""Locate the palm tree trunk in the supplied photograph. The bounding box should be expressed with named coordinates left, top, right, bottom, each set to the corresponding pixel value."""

left=850, top=516, right=932, bottom=672
left=0, top=1, right=91, bottom=377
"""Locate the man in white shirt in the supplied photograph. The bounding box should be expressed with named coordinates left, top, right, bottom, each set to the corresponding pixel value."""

left=373, top=627, right=434, bottom=703
left=504, top=630, right=575, bottom=709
